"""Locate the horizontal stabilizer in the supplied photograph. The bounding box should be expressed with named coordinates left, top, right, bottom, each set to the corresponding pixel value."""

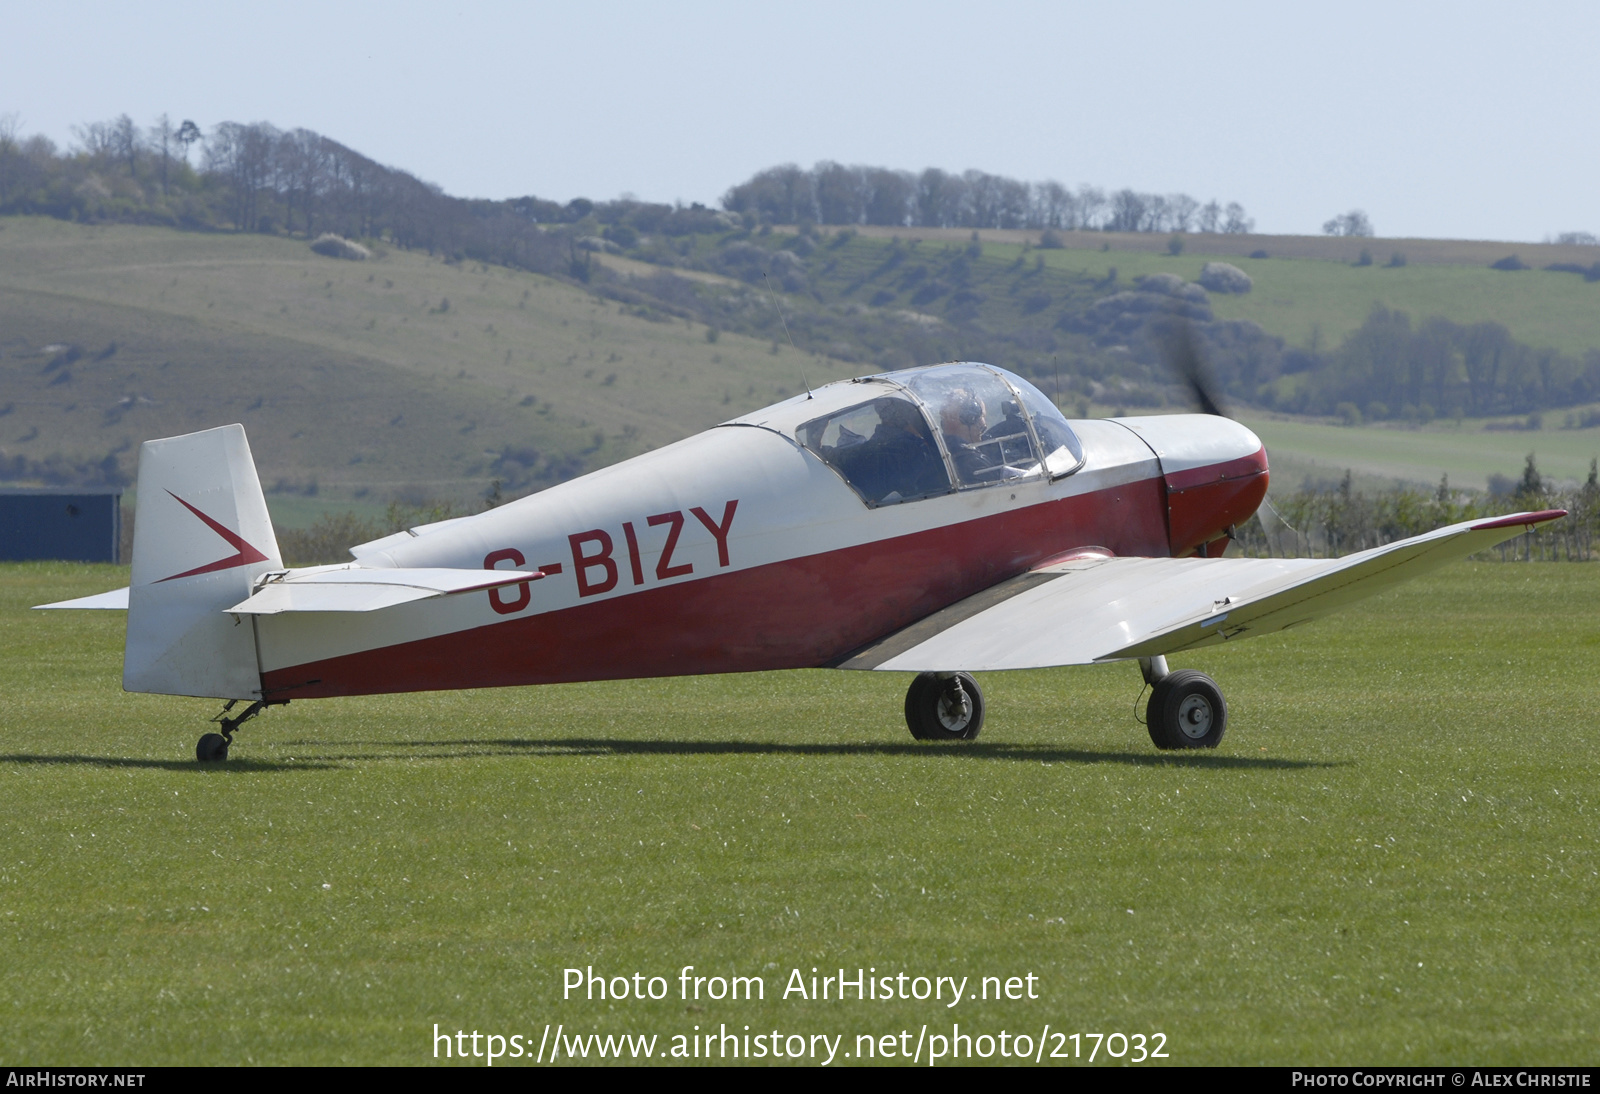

left=225, top=565, right=544, bottom=615
left=843, top=510, right=1566, bottom=672
left=34, top=587, right=130, bottom=610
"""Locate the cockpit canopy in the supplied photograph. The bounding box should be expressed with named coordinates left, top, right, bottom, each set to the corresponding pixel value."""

left=731, top=363, right=1084, bottom=509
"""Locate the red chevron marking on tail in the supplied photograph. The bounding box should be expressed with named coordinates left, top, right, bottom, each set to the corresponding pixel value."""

left=155, top=491, right=271, bottom=582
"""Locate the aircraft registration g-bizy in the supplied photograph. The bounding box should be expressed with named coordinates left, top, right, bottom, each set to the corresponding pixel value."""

left=39, top=361, right=1563, bottom=762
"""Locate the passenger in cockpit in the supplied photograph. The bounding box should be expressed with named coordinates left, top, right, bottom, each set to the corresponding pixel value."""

left=849, top=396, right=947, bottom=503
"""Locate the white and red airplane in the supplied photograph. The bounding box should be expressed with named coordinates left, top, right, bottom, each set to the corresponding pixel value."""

left=39, top=361, right=1564, bottom=761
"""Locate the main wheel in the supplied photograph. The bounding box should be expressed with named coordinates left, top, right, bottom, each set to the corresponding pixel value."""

left=904, top=672, right=985, bottom=741
left=1146, top=669, right=1226, bottom=750
left=196, top=732, right=230, bottom=762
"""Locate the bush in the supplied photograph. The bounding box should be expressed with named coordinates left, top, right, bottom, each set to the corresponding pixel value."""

left=1545, top=261, right=1600, bottom=282
left=1491, top=254, right=1528, bottom=271
left=276, top=511, right=384, bottom=565
left=1166, top=234, right=1184, bottom=256
left=1198, top=262, right=1252, bottom=294
left=602, top=223, right=638, bottom=248
left=309, top=233, right=370, bottom=261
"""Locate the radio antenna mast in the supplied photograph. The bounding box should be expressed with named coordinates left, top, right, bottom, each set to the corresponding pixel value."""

left=764, top=271, right=811, bottom=399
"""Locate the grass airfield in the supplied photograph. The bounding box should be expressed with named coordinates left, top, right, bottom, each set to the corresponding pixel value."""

left=4, top=561, right=1599, bottom=1066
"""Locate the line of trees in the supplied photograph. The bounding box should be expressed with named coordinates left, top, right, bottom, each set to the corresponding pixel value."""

left=722, top=162, right=1256, bottom=233
left=1270, top=306, right=1600, bottom=421
left=1233, top=461, right=1600, bottom=562
left=0, top=113, right=581, bottom=273
left=4, top=116, right=1256, bottom=241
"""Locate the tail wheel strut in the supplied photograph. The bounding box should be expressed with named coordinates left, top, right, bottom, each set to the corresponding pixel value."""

left=196, top=699, right=283, bottom=762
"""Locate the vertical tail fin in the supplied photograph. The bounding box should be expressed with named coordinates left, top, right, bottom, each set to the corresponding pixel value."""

left=124, top=424, right=282, bottom=698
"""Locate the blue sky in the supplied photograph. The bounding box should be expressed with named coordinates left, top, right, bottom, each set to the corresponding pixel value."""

left=4, top=0, right=1596, bottom=241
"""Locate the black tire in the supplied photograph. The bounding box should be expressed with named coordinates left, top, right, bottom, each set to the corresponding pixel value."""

left=196, top=732, right=230, bottom=762
left=1146, top=669, right=1227, bottom=750
left=904, top=672, right=985, bottom=741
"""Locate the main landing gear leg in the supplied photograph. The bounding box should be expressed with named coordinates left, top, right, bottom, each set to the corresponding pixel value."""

left=196, top=699, right=282, bottom=763
left=1140, top=657, right=1227, bottom=750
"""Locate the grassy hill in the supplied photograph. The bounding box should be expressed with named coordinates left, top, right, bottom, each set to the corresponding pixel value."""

left=849, top=224, right=1600, bottom=269
left=649, top=225, right=1600, bottom=363
left=603, top=224, right=1600, bottom=491
left=0, top=217, right=859, bottom=519
left=4, top=215, right=1599, bottom=523
left=1016, top=241, right=1600, bottom=358
left=601, top=223, right=1600, bottom=420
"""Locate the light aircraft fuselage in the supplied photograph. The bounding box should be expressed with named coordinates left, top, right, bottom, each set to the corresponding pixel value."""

left=253, top=363, right=1266, bottom=698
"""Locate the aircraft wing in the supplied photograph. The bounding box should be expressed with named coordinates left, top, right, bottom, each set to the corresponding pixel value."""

left=839, top=510, right=1566, bottom=672
left=223, top=566, right=545, bottom=614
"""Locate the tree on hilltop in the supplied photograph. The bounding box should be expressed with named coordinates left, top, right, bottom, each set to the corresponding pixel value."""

left=1323, top=209, right=1374, bottom=237
left=176, top=120, right=202, bottom=164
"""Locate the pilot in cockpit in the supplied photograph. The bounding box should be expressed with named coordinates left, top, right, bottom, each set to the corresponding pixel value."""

left=938, top=388, right=994, bottom=483
left=984, top=398, right=1030, bottom=445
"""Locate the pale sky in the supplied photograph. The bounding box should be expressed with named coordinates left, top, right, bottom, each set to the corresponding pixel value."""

left=4, top=0, right=1596, bottom=242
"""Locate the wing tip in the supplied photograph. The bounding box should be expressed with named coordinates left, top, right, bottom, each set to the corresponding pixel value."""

left=1470, top=509, right=1567, bottom=532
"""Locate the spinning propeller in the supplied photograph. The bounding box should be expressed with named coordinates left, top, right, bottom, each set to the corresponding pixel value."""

left=1158, top=314, right=1295, bottom=540
left=1161, top=316, right=1228, bottom=419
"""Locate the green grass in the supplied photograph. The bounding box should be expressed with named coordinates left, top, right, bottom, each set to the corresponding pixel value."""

left=4, top=561, right=1599, bottom=1065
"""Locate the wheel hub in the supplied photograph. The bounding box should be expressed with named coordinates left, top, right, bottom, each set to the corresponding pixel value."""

left=936, top=684, right=972, bottom=730
left=1177, top=694, right=1213, bottom=739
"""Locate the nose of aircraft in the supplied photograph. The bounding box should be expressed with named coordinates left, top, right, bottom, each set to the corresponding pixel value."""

left=1112, top=414, right=1269, bottom=557
left=1113, top=413, right=1266, bottom=480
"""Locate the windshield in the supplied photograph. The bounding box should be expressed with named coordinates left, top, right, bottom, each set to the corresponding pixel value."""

left=999, top=369, right=1085, bottom=477
left=793, top=362, right=1084, bottom=505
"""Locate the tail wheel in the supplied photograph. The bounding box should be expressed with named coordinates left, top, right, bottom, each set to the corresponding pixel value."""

left=196, top=732, right=230, bottom=762
left=905, top=672, right=985, bottom=741
left=1146, top=669, right=1227, bottom=750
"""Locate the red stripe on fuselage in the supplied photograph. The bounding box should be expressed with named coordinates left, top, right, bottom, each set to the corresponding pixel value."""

left=261, top=476, right=1171, bottom=699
